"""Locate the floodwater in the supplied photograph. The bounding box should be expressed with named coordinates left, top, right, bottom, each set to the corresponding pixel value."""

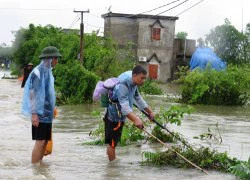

left=0, top=69, right=249, bottom=180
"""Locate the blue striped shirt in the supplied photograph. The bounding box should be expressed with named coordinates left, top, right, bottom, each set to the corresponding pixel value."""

left=107, top=71, right=148, bottom=122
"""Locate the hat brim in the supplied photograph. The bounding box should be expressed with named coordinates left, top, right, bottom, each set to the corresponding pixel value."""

left=39, top=53, right=62, bottom=59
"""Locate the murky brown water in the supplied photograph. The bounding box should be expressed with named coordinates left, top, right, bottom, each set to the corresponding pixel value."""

left=1, top=69, right=249, bottom=179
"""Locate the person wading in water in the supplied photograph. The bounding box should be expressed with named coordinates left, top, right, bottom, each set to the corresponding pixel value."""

left=21, top=46, right=62, bottom=164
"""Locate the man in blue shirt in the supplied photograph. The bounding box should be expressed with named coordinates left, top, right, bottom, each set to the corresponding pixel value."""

left=104, top=65, right=154, bottom=161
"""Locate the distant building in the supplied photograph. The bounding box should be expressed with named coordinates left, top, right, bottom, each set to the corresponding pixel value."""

left=172, top=38, right=196, bottom=78
left=102, top=12, right=180, bottom=82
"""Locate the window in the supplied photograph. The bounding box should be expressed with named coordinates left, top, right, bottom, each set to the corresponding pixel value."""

left=152, top=28, right=161, bottom=40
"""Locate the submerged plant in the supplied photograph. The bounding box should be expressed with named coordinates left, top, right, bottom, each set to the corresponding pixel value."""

left=230, top=158, right=250, bottom=179
left=85, top=105, right=192, bottom=145
left=156, top=105, right=192, bottom=125
left=141, top=139, right=250, bottom=179
left=142, top=146, right=239, bottom=171
left=84, top=105, right=250, bottom=179
left=193, top=123, right=222, bottom=144
left=150, top=105, right=193, bottom=143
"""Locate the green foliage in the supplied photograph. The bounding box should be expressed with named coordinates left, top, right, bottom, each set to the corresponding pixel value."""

left=142, top=145, right=250, bottom=179
left=11, top=24, right=134, bottom=79
left=11, top=24, right=80, bottom=78
left=142, top=137, right=250, bottom=179
left=86, top=119, right=144, bottom=146
left=86, top=105, right=192, bottom=145
left=151, top=126, right=182, bottom=143
left=181, top=65, right=250, bottom=105
left=176, top=32, right=188, bottom=39
left=83, top=120, right=105, bottom=146
left=193, top=123, right=222, bottom=144
left=53, top=61, right=99, bottom=104
left=10, top=24, right=136, bottom=105
left=10, top=64, right=19, bottom=76
left=10, top=23, right=166, bottom=107
left=150, top=105, right=192, bottom=143
left=120, top=122, right=145, bottom=146
left=84, top=35, right=134, bottom=80
left=154, top=105, right=193, bottom=126
left=174, top=66, right=190, bottom=83
left=142, top=146, right=239, bottom=171
left=139, top=79, right=163, bottom=95
left=230, top=158, right=250, bottom=179
left=205, top=18, right=250, bottom=64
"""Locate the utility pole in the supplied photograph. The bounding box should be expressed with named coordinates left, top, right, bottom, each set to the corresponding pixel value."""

left=73, top=9, right=89, bottom=66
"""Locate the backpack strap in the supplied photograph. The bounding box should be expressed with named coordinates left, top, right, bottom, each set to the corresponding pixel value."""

left=107, top=81, right=129, bottom=118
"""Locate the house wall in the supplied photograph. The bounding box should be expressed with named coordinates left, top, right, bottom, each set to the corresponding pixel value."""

left=174, top=38, right=196, bottom=58
left=102, top=13, right=178, bottom=82
left=137, top=19, right=177, bottom=82
left=103, top=17, right=138, bottom=46
left=172, top=38, right=196, bottom=79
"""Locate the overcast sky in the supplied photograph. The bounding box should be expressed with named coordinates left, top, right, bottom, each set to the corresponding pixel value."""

left=0, top=0, right=249, bottom=46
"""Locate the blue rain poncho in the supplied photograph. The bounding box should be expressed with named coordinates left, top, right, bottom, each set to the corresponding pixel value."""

left=190, top=47, right=226, bottom=71
left=21, top=59, right=56, bottom=123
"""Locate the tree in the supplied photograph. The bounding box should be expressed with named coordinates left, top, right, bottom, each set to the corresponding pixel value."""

left=0, top=44, right=12, bottom=59
left=84, top=34, right=134, bottom=79
left=175, top=32, right=188, bottom=39
left=205, top=19, right=250, bottom=64
left=197, top=38, right=205, bottom=47
left=12, top=24, right=80, bottom=71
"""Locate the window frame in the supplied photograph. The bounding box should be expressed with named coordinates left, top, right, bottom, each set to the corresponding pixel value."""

left=152, top=27, right=161, bottom=40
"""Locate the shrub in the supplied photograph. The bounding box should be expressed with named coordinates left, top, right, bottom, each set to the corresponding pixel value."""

left=181, top=65, right=249, bottom=105
left=139, top=79, right=163, bottom=95
left=53, top=60, right=99, bottom=104
left=230, top=158, right=250, bottom=179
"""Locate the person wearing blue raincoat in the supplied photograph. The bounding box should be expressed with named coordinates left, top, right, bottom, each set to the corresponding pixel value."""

left=21, top=46, right=62, bottom=164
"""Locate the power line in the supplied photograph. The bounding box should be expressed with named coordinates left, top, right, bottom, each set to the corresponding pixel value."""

left=155, top=0, right=189, bottom=16
left=96, top=0, right=203, bottom=36
left=128, top=0, right=184, bottom=17
left=98, top=0, right=189, bottom=32
left=83, top=21, right=103, bottom=29
left=88, top=12, right=101, bottom=18
left=101, top=0, right=189, bottom=39
left=68, top=14, right=80, bottom=29
left=175, top=0, right=205, bottom=16
left=1, top=1, right=201, bottom=40
left=86, top=0, right=183, bottom=20
left=90, top=0, right=189, bottom=40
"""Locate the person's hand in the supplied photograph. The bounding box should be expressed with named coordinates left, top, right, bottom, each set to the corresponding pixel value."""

left=148, top=112, right=154, bottom=121
left=144, top=107, right=154, bottom=121
left=31, top=113, right=39, bottom=127
left=134, top=118, right=144, bottom=129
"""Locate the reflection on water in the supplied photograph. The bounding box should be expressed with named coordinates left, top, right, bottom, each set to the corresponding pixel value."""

left=0, top=69, right=249, bottom=179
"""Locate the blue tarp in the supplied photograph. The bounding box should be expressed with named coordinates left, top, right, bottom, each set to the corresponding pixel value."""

left=190, top=47, right=226, bottom=71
